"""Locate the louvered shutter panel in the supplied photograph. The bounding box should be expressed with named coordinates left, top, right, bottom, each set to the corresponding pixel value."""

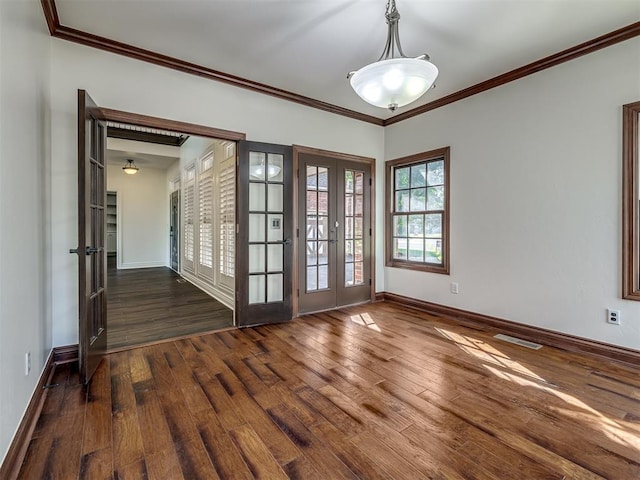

left=219, top=164, right=235, bottom=278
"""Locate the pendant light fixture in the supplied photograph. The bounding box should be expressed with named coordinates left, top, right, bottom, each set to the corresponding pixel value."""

left=348, top=0, right=438, bottom=112
left=122, top=159, right=139, bottom=175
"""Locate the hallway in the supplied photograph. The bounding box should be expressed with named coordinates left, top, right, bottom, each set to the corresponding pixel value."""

left=107, top=262, right=233, bottom=350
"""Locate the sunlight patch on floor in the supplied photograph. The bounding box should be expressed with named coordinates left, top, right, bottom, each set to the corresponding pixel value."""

left=350, top=313, right=382, bottom=332
left=435, top=327, right=545, bottom=381
left=483, top=364, right=640, bottom=452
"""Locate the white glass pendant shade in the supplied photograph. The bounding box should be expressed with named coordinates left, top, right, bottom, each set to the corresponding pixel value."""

left=122, top=159, right=139, bottom=175
left=350, top=57, right=438, bottom=110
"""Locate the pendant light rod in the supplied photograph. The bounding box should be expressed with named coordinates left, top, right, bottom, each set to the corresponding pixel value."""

left=378, top=0, right=406, bottom=61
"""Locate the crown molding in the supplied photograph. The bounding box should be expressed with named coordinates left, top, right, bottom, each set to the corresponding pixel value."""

left=41, top=1, right=640, bottom=127
left=385, top=21, right=640, bottom=126
left=39, top=0, right=384, bottom=127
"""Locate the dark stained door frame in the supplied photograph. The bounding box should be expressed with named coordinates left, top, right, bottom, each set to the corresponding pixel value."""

left=73, top=98, right=246, bottom=380
left=292, top=146, right=376, bottom=317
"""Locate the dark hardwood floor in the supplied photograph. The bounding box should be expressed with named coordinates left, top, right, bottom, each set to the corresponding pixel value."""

left=107, top=259, right=233, bottom=350
left=18, top=302, right=640, bottom=479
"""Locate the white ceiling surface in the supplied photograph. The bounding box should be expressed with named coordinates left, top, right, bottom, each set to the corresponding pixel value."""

left=56, top=0, right=639, bottom=119
left=106, top=137, right=179, bottom=170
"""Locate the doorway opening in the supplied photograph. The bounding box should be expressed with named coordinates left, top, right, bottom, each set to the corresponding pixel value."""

left=104, top=122, right=236, bottom=351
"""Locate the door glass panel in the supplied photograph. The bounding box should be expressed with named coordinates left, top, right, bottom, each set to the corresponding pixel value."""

left=249, top=152, right=267, bottom=181
left=268, top=153, right=284, bottom=182
left=307, top=191, right=318, bottom=214
left=307, top=266, right=318, bottom=291
left=307, top=166, right=317, bottom=188
left=267, top=274, right=283, bottom=302
left=249, top=275, right=265, bottom=304
left=306, top=215, right=317, bottom=239
left=318, top=241, right=329, bottom=265
left=249, top=244, right=265, bottom=273
left=249, top=214, right=265, bottom=242
left=267, top=214, right=283, bottom=241
left=305, top=164, right=332, bottom=292
left=249, top=183, right=265, bottom=211
left=267, top=244, right=283, bottom=272
left=354, top=239, right=363, bottom=261
left=345, top=263, right=354, bottom=286
left=345, top=217, right=353, bottom=240
left=317, top=191, right=329, bottom=215
left=355, top=217, right=363, bottom=237
left=318, top=265, right=329, bottom=289
left=344, top=170, right=365, bottom=287
left=268, top=184, right=284, bottom=212
left=318, top=167, right=328, bottom=190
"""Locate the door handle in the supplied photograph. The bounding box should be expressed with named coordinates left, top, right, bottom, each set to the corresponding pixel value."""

left=329, top=238, right=338, bottom=244
left=69, top=246, right=98, bottom=255
left=283, top=238, right=292, bottom=245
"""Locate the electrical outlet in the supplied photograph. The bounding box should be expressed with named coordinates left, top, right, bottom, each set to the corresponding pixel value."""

left=450, top=282, right=459, bottom=294
left=607, top=309, right=621, bottom=325
left=25, top=351, right=31, bottom=376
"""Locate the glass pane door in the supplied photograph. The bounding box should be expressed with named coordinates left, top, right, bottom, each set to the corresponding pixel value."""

left=237, top=141, right=293, bottom=326
left=298, top=153, right=372, bottom=314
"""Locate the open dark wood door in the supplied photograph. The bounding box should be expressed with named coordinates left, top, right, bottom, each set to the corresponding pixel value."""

left=236, top=141, right=293, bottom=326
left=72, top=90, right=107, bottom=384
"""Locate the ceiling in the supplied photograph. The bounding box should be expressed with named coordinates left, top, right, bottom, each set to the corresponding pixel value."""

left=54, top=0, right=639, bottom=121
left=106, top=138, right=179, bottom=171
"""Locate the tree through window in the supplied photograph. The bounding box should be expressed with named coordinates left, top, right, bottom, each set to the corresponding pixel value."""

left=386, top=147, right=450, bottom=274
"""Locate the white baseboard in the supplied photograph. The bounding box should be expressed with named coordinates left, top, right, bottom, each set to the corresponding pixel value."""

left=181, top=271, right=234, bottom=311
left=118, top=261, right=166, bottom=270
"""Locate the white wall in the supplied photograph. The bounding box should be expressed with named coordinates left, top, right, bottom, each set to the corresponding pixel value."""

left=107, top=165, right=171, bottom=269
left=49, top=39, right=384, bottom=346
left=385, top=38, right=640, bottom=350
left=0, top=0, right=51, bottom=463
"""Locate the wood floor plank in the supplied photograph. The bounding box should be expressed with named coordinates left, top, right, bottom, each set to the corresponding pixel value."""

left=18, top=301, right=640, bottom=479
left=228, top=424, right=289, bottom=480
left=107, top=262, right=232, bottom=350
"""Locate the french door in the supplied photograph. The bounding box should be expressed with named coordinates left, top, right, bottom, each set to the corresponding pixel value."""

left=73, top=90, right=108, bottom=385
left=236, top=141, right=293, bottom=326
left=297, top=151, right=373, bottom=314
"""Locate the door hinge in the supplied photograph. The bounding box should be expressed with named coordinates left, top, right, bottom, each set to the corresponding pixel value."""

left=297, top=289, right=300, bottom=297
left=369, top=178, right=372, bottom=186
left=296, top=228, right=299, bottom=238
left=369, top=227, right=372, bottom=236
left=369, top=278, right=372, bottom=286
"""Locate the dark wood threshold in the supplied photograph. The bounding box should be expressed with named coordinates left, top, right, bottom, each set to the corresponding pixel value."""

left=0, top=345, right=76, bottom=480
left=382, top=292, right=640, bottom=366
left=105, top=326, right=237, bottom=355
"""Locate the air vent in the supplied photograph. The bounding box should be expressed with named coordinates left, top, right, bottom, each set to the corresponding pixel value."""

left=494, top=334, right=542, bottom=350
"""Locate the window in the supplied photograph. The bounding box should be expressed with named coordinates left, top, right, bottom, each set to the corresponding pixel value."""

left=386, top=147, right=449, bottom=274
